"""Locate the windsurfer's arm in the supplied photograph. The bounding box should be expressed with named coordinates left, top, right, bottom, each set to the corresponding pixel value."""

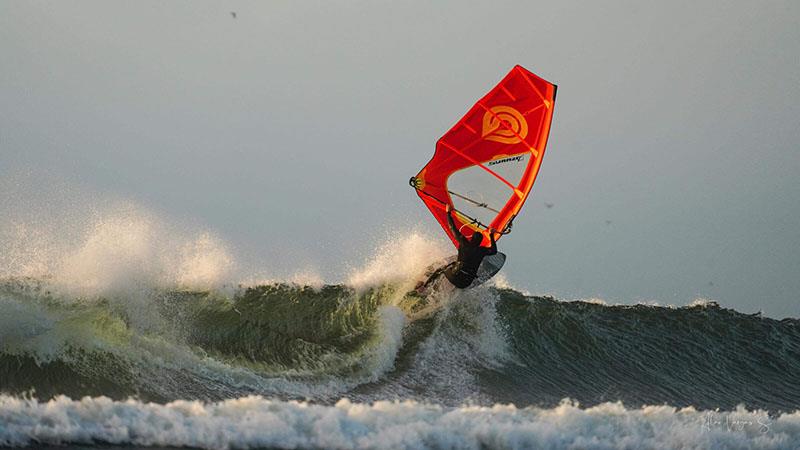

left=446, top=204, right=466, bottom=245
left=487, top=229, right=498, bottom=255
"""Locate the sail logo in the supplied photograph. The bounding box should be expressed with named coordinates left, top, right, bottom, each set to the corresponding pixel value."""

left=482, top=105, right=528, bottom=144
left=487, top=155, right=524, bottom=166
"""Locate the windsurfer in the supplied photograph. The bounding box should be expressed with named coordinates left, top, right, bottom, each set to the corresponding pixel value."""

left=442, top=204, right=498, bottom=288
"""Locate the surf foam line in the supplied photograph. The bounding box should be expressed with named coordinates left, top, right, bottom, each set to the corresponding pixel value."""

left=1, top=395, right=798, bottom=450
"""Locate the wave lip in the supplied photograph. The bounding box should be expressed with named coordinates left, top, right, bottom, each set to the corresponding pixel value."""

left=1, top=395, right=799, bottom=450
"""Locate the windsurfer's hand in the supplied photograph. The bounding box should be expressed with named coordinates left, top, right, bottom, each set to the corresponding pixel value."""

left=446, top=204, right=451, bottom=213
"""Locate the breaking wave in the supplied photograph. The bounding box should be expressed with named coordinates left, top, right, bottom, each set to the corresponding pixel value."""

left=2, top=277, right=799, bottom=411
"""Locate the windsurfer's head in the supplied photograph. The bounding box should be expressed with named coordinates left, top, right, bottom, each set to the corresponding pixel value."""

left=470, top=232, right=483, bottom=246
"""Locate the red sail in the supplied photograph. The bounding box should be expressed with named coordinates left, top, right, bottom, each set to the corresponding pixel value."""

left=411, top=65, right=557, bottom=248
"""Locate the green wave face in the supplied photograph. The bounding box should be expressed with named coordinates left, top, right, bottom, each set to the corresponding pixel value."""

left=2, top=278, right=799, bottom=413
left=0, top=279, right=417, bottom=402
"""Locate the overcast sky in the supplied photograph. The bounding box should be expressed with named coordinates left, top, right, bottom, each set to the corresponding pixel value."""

left=2, top=1, right=798, bottom=317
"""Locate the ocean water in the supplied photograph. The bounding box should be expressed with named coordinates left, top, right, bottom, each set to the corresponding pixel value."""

left=1, top=204, right=798, bottom=449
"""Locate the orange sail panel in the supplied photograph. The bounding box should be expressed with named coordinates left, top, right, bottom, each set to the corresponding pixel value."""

left=411, top=65, right=557, bottom=248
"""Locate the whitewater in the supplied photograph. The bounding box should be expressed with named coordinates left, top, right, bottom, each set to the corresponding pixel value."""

left=1, top=198, right=799, bottom=449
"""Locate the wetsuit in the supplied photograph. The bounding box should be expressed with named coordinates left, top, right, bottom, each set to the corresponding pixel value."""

left=444, top=211, right=497, bottom=288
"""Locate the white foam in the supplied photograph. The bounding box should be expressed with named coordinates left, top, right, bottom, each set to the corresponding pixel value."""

left=688, top=297, right=717, bottom=308
left=346, top=231, right=448, bottom=291
left=288, top=269, right=326, bottom=290
left=175, top=232, right=235, bottom=291
left=488, top=273, right=513, bottom=289
left=582, top=297, right=609, bottom=305
left=1, top=197, right=235, bottom=297
left=364, top=305, right=406, bottom=381
left=1, top=395, right=797, bottom=449
left=51, top=205, right=235, bottom=296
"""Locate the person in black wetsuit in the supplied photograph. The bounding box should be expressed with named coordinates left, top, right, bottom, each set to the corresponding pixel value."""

left=442, top=204, right=497, bottom=288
